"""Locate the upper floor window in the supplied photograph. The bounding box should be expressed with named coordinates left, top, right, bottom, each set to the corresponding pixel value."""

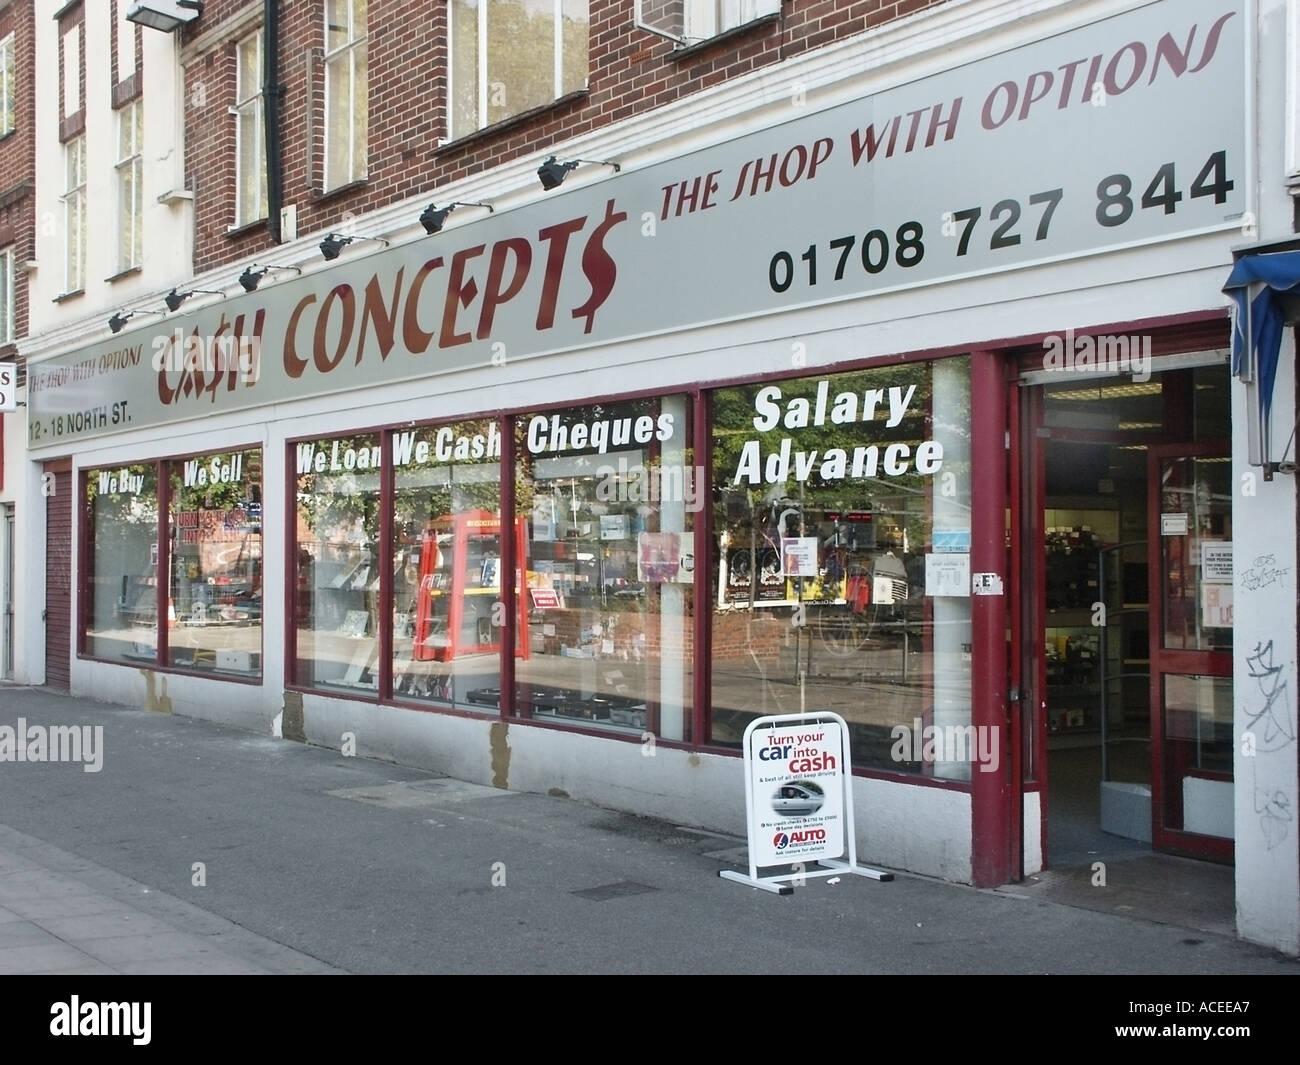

left=324, top=0, right=367, bottom=189
left=448, top=0, right=588, bottom=141
left=686, top=0, right=779, bottom=40
left=116, top=100, right=143, bottom=272
left=234, top=30, right=267, bottom=227
left=115, top=0, right=137, bottom=83
left=61, top=24, right=81, bottom=119
left=639, top=0, right=779, bottom=46
left=0, top=247, right=14, bottom=345
left=62, top=137, right=86, bottom=294
left=0, top=34, right=14, bottom=136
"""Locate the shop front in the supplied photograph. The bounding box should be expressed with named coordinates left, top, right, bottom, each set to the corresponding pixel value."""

left=19, top=0, right=1298, bottom=949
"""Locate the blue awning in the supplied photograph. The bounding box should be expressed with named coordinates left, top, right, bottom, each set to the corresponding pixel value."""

left=1223, top=246, right=1300, bottom=420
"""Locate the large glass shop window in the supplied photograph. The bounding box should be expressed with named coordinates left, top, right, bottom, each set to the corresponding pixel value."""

left=710, top=358, right=973, bottom=777
left=85, top=463, right=160, bottom=664
left=515, top=397, right=696, bottom=739
left=167, top=449, right=264, bottom=675
left=391, top=419, right=505, bottom=712
left=294, top=434, right=382, bottom=690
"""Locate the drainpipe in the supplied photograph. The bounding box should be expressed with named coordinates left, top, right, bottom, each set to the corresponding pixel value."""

left=263, top=0, right=284, bottom=243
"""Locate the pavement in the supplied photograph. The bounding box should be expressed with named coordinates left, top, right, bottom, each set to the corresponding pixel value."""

left=0, top=683, right=1297, bottom=986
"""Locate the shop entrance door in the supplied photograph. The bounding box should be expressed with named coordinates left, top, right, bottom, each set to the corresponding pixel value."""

left=1147, top=444, right=1233, bottom=861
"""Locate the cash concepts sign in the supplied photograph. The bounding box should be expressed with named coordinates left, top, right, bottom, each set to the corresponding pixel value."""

left=27, top=0, right=1246, bottom=445
left=750, top=722, right=847, bottom=865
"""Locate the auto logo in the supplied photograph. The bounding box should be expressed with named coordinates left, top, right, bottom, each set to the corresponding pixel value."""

left=773, top=832, right=790, bottom=849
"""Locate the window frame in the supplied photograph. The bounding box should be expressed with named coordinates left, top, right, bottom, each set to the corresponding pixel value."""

left=683, top=0, right=781, bottom=43
left=447, top=0, right=589, bottom=141
left=232, top=29, right=267, bottom=229
left=0, top=33, right=14, bottom=137
left=115, top=99, right=143, bottom=273
left=61, top=136, right=86, bottom=295
left=323, top=0, right=368, bottom=191
left=0, top=247, right=14, bottom=345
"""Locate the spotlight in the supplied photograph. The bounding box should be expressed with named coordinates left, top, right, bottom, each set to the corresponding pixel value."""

left=537, top=156, right=620, bottom=191
left=238, top=263, right=301, bottom=292
left=164, top=286, right=223, bottom=312
left=419, top=201, right=494, bottom=234
left=107, top=308, right=163, bottom=334
left=319, top=232, right=389, bottom=260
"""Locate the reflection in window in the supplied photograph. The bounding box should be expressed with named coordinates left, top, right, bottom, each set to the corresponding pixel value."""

left=449, top=0, right=588, bottom=139
left=391, top=420, right=506, bottom=712
left=234, top=30, right=267, bottom=226
left=324, top=0, right=367, bottom=189
left=85, top=464, right=160, bottom=664
left=293, top=434, right=382, bottom=691
left=167, top=450, right=263, bottom=675
left=710, top=358, right=973, bottom=776
left=515, top=397, right=695, bottom=739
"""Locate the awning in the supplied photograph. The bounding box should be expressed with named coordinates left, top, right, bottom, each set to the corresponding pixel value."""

left=1222, top=238, right=1300, bottom=476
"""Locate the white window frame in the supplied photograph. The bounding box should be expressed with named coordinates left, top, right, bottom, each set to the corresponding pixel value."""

left=61, top=137, right=86, bottom=294
left=448, top=0, right=588, bottom=140
left=324, top=0, right=367, bottom=190
left=116, top=100, right=143, bottom=272
left=684, top=0, right=780, bottom=42
left=61, top=26, right=80, bottom=119
left=232, top=29, right=267, bottom=228
left=636, top=0, right=779, bottom=47
left=115, top=0, right=137, bottom=83
left=0, top=34, right=14, bottom=137
left=0, top=247, right=14, bottom=345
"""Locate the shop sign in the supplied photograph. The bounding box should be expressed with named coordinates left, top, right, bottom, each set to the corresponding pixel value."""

left=0, top=363, right=15, bottom=412
left=28, top=0, right=1246, bottom=446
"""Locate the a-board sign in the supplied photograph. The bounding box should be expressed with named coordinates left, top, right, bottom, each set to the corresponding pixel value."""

left=720, top=711, right=892, bottom=894
left=750, top=721, right=845, bottom=865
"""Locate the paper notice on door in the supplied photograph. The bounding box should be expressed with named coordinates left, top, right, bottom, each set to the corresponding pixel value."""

left=1200, top=541, right=1233, bottom=582
left=925, top=553, right=970, bottom=597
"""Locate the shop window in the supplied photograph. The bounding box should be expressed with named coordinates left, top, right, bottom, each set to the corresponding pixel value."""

left=448, top=0, right=588, bottom=140
left=167, top=450, right=263, bottom=676
left=234, top=30, right=267, bottom=227
left=709, top=357, right=973, bottom=777
left=324, top=0, right=368, bottom=190
left=293, top=433, right=382, bottom=692
left=514, top=396, right=695, bottom=740
left=389, top=419, right=507, bottom=711
left=85, top=463, right=159, bottom=664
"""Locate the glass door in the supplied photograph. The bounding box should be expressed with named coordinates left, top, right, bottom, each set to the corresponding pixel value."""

left=1147, top=444, right=1233, bottom=860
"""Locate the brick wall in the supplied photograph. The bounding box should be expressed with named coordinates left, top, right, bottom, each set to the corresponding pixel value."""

left=183, top=0, right=951, bottom=273
left=0, top=0, right=35, bottom=380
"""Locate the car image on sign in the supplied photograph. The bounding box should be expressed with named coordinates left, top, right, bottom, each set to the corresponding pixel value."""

left=771, top=780, right=825, bottom=818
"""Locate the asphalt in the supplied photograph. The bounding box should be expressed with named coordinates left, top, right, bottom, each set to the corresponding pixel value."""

left=0, top=683, right=1296, bottom=992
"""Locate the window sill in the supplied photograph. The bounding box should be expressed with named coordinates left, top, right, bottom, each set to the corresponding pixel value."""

left=310, top=177, right=369, bottom=204
left=52, top=288, right=84, bottom=304
left=436, top=88, right=590, bottom=156
left=667, top=13, right=781, bottom=61
left=104, top=265, right=142, bottom=284
left=226, top=216, right=269, bottom=238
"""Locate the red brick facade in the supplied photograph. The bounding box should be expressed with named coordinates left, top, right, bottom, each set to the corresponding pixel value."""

left=0, top=0, right=35, bottom=380
left=183, top=0, right=949, bottom=274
